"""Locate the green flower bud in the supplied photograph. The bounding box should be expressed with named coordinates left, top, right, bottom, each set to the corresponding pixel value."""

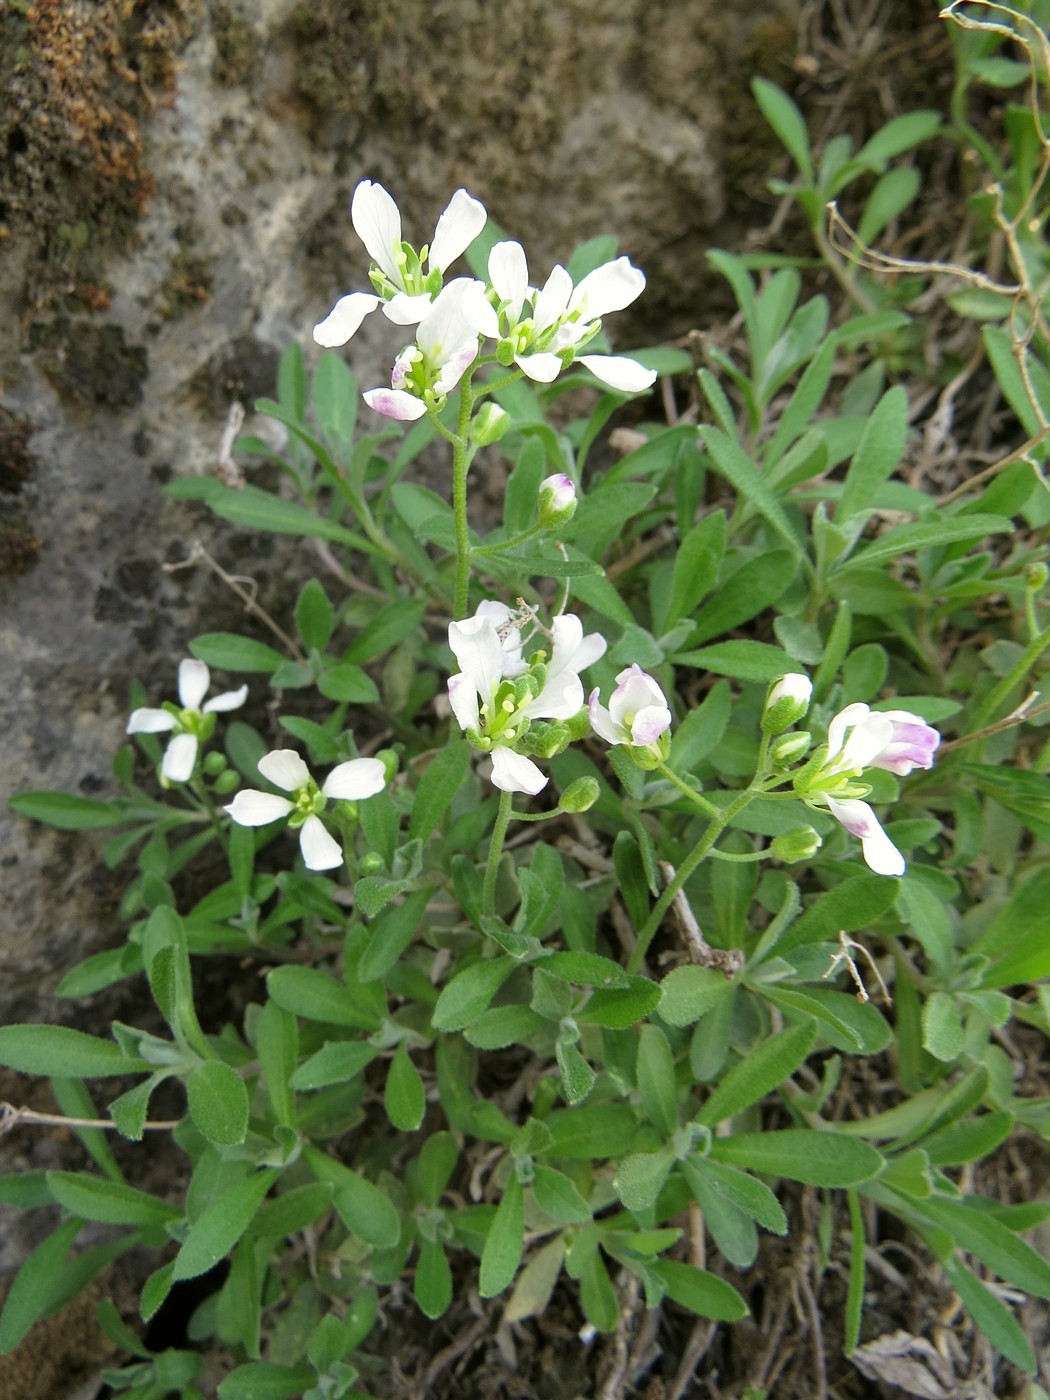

left=202, top=751, right=228, bottom=776
left=359, top=851, right=386, bottom=876
left=212, top=769, right=241, bottom=795
left=1026, top=560, right=1049, bottom=591
left=772, top=826, right=822, bottom=863
left=761, top=673, right=813, bottom=735
left=496, top=338, right=517, bottom=367
left=374, top=748, right=400, bottom=784
left=471, top=402, right=511, bottom=446
left=558, top=776, right=600, bottom=813
left=769, top=731, right=812, bottom=768
left=537, top=473, right=578, bottom=528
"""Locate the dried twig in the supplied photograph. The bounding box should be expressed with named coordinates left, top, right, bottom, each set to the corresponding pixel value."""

left=657, top=861, right=745, bottom=976
left=1, top=1102, right=179, bottom=1134
left=163, top=538, right=305, bottom=661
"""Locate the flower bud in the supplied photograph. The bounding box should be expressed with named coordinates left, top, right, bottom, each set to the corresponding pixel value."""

left=212, top=769, right=241, bottom=795
left=772, top=826, right=822, bottom=863
left=471, top=402, right=511, bottom=446
left=203, top=751, right=228, bottom=776
left=374, top=748, right=400, bottom=784
left=558, top=776, right=600, bottom=813
left=359, top=851, right=386, bottom=875
left=762, top=673, right=813, bottom=735
left=537, top=473, right=578, bottom=528
left=1026, top=560, right=1048, bottom=591
left=769, top=731, right=812, bottom=768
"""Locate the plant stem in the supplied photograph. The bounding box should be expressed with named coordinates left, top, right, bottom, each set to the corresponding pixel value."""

left=970, top=623, right=1050, bottom=732
left=483, top=789, right=514, bottom=917
left=627, top=787, right=756, bottom=975
left=655, top=762, right=722, bottom=818
left=452, top=372, right=476, bottom=619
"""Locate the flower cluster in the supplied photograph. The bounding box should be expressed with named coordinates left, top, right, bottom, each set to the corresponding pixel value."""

left=225, top=749, right=387, bottom=872
left=314, top=180, right=656, bottom=422
left=447, top=601, right=606, bottom=794
left=588, top=664, right=672, bottom=769
left=127, top=660, right=247, bottom=783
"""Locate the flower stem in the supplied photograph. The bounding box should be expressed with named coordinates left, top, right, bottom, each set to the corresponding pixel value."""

left=452, top=372, right=477, bottom=619
left=627, top=787, right=756, bottom=975
left=483, top=789, right=514, bottom=917
left=655, top=762, right=722, bottom=817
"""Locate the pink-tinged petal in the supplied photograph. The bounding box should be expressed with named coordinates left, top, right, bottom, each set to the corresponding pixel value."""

left=870, top=711, right=940, bottom=775
left=178, top=658, right=210, bottom=710
left=489, top=240, right=529, bottom=310
left=162, top=733, right=199, bottom=783
left=610, top=665, right=669, bottom=728
left=577, top=355, right=657, bottom=393
left=127, top=708, right=176, bottom=734
left=225, top=789, right=293, bottom=826
left=447, top=673, right=481, bottom=733
left=428, top=188, right=487, bottom=273
left=434, top=341, right=478, bottom=396
left=322, top=757, right=387, bottom=801
left=448, top=614, right=506, bottom=703
left=363, top=388, right=428, bottom=421
left=825, top=796, right=905, bottom=877
left=533, top=264, right=573, bottom=330
left=298, top=815, right=343, bottom=871
left=258, top=749, right=312, bottom=793
left=383, top=291, right=434, bottom=326
left=490, top=747, right=548, bottom=795
left=630, top=705, right=672, bottom=746
left=827, top=702, right=870, bottom=760
left=516, top=351, right=563, bottom=383
left=351, top=180, right=403, bottom=286
left=313, top=292, right=381, bottom=347
left=840, top=712, right=894, bottom=771
left=588, top=688, right=626, bottom=745
left=568, top=257, right=646, bottom=319
left=204, top=684, right=248, bottom=714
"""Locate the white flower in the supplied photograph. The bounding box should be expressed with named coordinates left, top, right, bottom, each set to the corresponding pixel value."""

left=762, top=672, right=813, bottom=734
left=446, top=603, right=606, bottom=794
left=588, top=665, right=672, bottom=748
left=824, top=703, right=940, bottom=778
left=224, top=748, right=387, bottom=872
left=363, top=278, right=489, bottom=421
left=127, top=659, right=247, bottom=783
left=538, top=473, right=577, bottom=526
left=313, top=181, right=488, bottom=348
left=824, top=796, right=905, bottom=877
left=486, top=242, right=656, bottom=394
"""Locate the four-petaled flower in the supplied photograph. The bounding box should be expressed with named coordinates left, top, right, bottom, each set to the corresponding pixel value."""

left=482, top=240, right=657, bottom=393
left=314, top=180, right=488, bottom=348
left=127, top=659, right=247, bottom=783
left=447, top=602, right=606, bottom=794
left=588, top=665, right=672, bottom=750
left=224, top=749, right=387, bottom=872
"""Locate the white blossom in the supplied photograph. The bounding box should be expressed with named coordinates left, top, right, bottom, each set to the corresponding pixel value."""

left=824, top=796, right=905, bottom=878
left=225, top=748, right=386, bottom=872
left=127, top=659, right=247, bottom=783
left=363, top=279, right=489, bottom=421
left=588, top=665, right=672, bottom=748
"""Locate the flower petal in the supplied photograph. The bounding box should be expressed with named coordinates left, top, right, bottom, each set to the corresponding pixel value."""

left=178, top=659, right=210, bottom=710
left=826, top=796, right=905, bottom=877
left=298, top=815, right=344, bottom=871
left=826, top=702, right=870, bottom=761
left=631, top=705, right=672, bottom=746
left=568, top=257, right=646, bottom=319
left=433, top=341, right=479, bottom=396
left=447, top=672, right=481, bottom=733
left=577, top=354, right=657, bottom=393
left=516, top=351, right=564, bottom=383
left=490, top=747, right=548, bottom=795
left=258, top=749, right=312, bottom=793
left=383, top=291, right=434, bottom=326
left=162, top=732, right=199, bottom=783
left=428, top=188, right=487, bottom=273
left=489, top=240, right=529, bottom=311
left=322, top=757, right=387, bottom=801
left=351, top=180, right=403, bottom=287
left=448, top=614, right=505, bottom=706
left=204, top=685, right=249, bottom=714
left=313, top=292, right=381, bottom=347
left=588, top=688, right=625, bottom=745
left=127, top=708, right=176, bottom=734
left=363, top=388, right=428, bottom=421
left=225, top=790, right=293, bottom=826
left=533, top=264, right=573, bottom=331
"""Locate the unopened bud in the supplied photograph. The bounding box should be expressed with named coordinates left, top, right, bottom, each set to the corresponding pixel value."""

left=203, top=751, right=228, bottom=776
left=359, top=851, right=386, bottom=875
left=471, top=402, right=511, bottom=446
left=558, top=776, right=600, bottom=813
left=769, top=731, right=812, bottom=768
left=772, top=826, right=822, bottom=863
left=212, top=769, right=240, bottom=795
left=374, top=748, right=400, bottom=784
left=537, top=473, right=578, bottom=528
left=762, top=673, right=813, bottom=734
left=1026, top=561, right=1048, bottom=591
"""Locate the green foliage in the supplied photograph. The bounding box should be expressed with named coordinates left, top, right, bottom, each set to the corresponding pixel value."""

left=3, top=23, right=1050, bottom=1389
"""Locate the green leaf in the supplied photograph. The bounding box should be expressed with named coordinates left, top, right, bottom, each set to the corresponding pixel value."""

left=358, top=888, right=431, bottom=983
left=317, top=662, right=379, bottom=703
left=0, top=1218, right=82, bottom=1353
left=556, top=1040, right=597, bottom=1105
left=576, top=979, right=662, bottom=1028
left=173, top=1170, right=278, bottom=1281
left=312, top=349, right=358, bottom=450
left=8, top=791, right=130, bottom=830
left=302, top=1147, right=400, bottom=1248
left=415, top=1237, right=453, bottom=1320
left=920, top=1112, right=1013, bottom=1167
left=700, top=426, right=802, bottom=553
left=185, top=478, right=372, bottom=550
left=187, top=1060, right=250, bottom=1146
left=189, top=632, right=286, bottom=674
left=218, top=1363, right=318, bottom=1400
left=659, top=513, right=725, bottom=632
left=0, top=1025, right=149, bottom=1079
left=256, top=1000, right=298, bottom=1128
left=542, top=951, right=631, bottom=989
left=45, top=1171, right=178, bottom=1227
left=942, top=1255, right=1036, bottom=1375
left=408, top=741, right=472, bottom=844
left=343, top=597, right=427, bottom=664
left=637, top=1024, right=678, bottom=1138
left=294, top=579, right=335, bottom=653
left=752, top=78, right=812, bottom=180
left=922, top=991, right=965, bottom=1063
left=532, top=1165, right=591, bottom=1224
left=837, top=385, right=908, bottom=520
left=385, top=1044, right=425, bottom=1132
left=669, top=680, right=730, bottom=770
left=689, top=549, right=796, bottom=645
left=546, top=1104, right=639, bottom=1160
left=918, top=1196, right=1050, bottom=1299
left=613, top=1150, right=675, bottom=1212
left=504, top=1236, right=566, bottom=1323
left=840, top=514, right=1012, bottom=571
left=251, top=1183, right=333, bottom=1238
left=651, top=1259, right=749, bottom=1321
left=672, top=639, right=799, bottom=683
left=659, top=966, right=735, bottom=1026
left=431, top=957, right=516, bottom=1032
left=695, top=1021, right=816, bottom=1127
left=683, top=1157, right=787, bottom=1235
left=772, top=875, right=899, bottom=957
left=289, top=1039, right=377, bottom=1091
left=266, top=966, right=382, bottom=1031
left=479, top=1173, right=524, bottom=1297
left=711, top=1129, right=883, bottom=1186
